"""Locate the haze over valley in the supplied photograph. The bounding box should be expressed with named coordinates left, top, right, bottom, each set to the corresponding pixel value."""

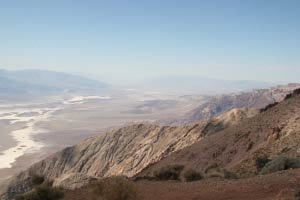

left=0, top=69, right=298, bottom=184
left=0, top=1, right=300, bottom=200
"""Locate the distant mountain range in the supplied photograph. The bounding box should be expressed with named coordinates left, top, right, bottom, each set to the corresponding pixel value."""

left=139, top=76, right=276, bottom=94
left=0, top=69, right=108, bottom=100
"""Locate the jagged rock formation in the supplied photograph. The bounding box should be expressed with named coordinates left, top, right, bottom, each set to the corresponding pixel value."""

left=140, top=88, right=300, bottom=177
left=0, top=107, right=259, bottom=199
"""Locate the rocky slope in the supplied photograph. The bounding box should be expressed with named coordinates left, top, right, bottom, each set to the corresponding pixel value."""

left=64, top=169, right=300, bottom=200
left=140, top=88, right=300, bottom=177
left=170, top=83, right=300, bottom=124
left=0, top=107, right=258, bottom=199
left=201, top=108, right=259, bottom=136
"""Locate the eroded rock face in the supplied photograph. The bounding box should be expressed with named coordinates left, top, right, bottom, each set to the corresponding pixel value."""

left=1, top=123, right=203, bottom=199
left=0, top=106, right=260, bottom=200
left=52, top=173, right=96, bottom=190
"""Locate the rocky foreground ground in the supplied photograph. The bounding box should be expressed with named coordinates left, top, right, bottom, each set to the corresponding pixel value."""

left=64, top=169, right=300, bottom=200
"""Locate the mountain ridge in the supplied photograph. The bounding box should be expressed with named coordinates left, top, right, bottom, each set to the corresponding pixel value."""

left=139, top=88, right=300, bottom=177
left=0, top=69, right=108, bottom=101
left=0, top=107, right=260, bottom=199
left=165, top=83, right=300, bottom=124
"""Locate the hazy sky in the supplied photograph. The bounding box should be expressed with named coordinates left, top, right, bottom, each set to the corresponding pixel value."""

left=0, top=0, right=299, bottom=84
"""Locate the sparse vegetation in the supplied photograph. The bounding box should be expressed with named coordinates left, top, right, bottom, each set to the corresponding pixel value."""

left=256, top=156, right=271, bottom=171
left=31, top=174, right=45, bottom=186
left=132, top=176, right=157, bottom=182
left=154, top=165, right=184, bottom=181
left=204, top=163, right=219, bottom=173
left=223, top=170, right=238, bottom=179
left=239, top=171, right=256, bottom=179
left=90, top=176, right=137, bottom=200
left=259, top=156, right=300, bottom=175
left=183, top=169, right=203, bottom=182
left=15, top=185, right=64, bottom=200
left=295, top=190, right=300, bottom=200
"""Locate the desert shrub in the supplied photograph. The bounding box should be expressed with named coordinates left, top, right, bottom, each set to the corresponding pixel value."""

left=90, top=176, right=137, bottom=200
left=132, top=176, right=157, bottom=182
left=31, top=174, right=45, bottom=186
left=223, top=170, right=238, bottom=179
left=204, top=163, right=219, bottom=173
left=15, top=185, right=64, bottom=200
left=295, top=191, right=300, bottom=200
left=154, top=165, right=184, bottom=181
left=256, top=156, right=271, bottom=171
left=183, top=169, right=203, bottom=182
left=239, top=171, right=256, bottom=179
left=259, top=156, right=300, bottom=175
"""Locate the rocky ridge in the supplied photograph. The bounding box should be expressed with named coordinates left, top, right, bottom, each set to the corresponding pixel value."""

left=140, top=88, right=300, bottom=177
left=172, top=83, right=300, bottom=124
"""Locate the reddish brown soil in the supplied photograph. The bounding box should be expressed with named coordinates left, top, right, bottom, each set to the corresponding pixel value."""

left=64, top=169, right=300, bottom=200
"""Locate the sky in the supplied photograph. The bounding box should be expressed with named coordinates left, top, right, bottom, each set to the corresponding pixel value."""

left=0, top=0, right=299, bottom=85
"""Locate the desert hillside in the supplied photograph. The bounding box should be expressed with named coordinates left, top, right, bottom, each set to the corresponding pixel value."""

left=2, top=88, right=300, bottom=200
left=170, top=83, right=300, bottom=124
left=140, top=88, right=300, bottom=177
left=0, top=106, right=257, bottom=200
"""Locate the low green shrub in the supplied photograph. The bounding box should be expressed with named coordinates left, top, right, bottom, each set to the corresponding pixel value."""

left=15, top=185, right=64, bottom=200
left=256, top=156, right=271, bottom=171
left=183, top=169, right=203, bottom=182
left=295, top=190, right=300, bottom=200
left=239, top=171, right=256, bottom=179
left=31, top=174, right=45, bottom=186
left=153, top=165, right=184, bottom=181
left=223, top=170, right=238, bottom=179
left=259, top=156, right=300, bottom=175
left=90, top=176, right=137, bottom=200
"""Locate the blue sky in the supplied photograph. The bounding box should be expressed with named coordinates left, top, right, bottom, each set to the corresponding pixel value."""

left=0, top=0, right=299, bottom=84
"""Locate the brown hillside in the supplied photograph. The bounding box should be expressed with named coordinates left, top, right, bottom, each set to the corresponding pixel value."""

left=175, top=83, right=300, bottom=124
left=0, top=107, right=258, bottom=200
left=140, top=90, right=300, bottom=176
left=64, top=169, right=300, bottom=200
